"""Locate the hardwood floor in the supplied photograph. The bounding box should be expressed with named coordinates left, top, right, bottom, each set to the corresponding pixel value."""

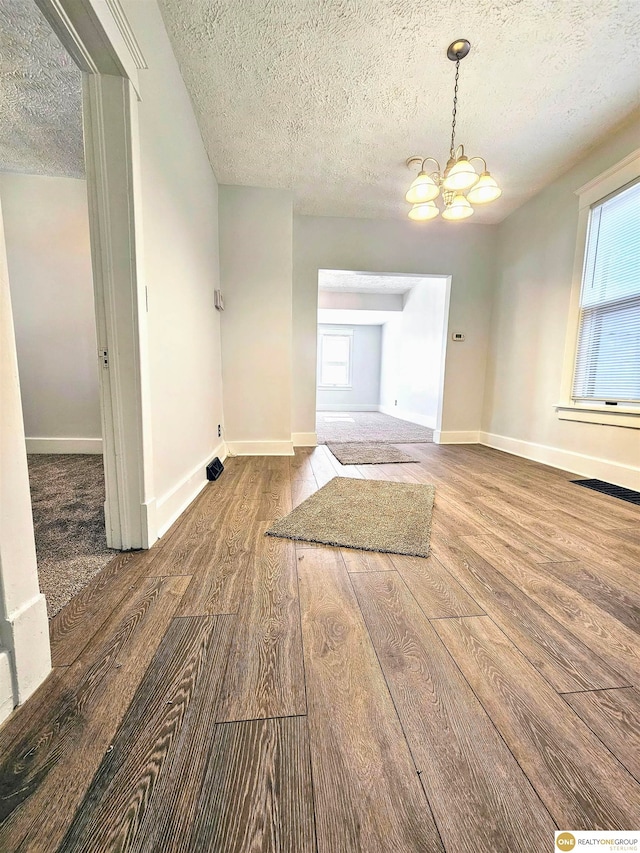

left=1, top=443, right=639, bottom=851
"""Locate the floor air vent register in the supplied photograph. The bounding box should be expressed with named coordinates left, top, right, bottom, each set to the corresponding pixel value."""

left=571, top=479, right=640, bottom=506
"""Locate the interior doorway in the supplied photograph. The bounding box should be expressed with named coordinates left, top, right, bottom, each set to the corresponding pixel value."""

left=0, top=0, right=152, bottom=719
left=0, top=5, right=119, bottom=620
left=315, top=269, right=450, bottom=445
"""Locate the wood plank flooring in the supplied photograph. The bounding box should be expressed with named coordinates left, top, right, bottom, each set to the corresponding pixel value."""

left=1, top=442, right=639, bottom=851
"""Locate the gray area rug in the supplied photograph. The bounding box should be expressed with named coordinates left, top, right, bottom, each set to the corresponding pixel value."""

left=266, top=476, right=435, bottom=557
left=28, top=454, right=116, bottom=617
left=316, top=411, right=433, bottom=444
left=327, top=443, right=419, bottom=465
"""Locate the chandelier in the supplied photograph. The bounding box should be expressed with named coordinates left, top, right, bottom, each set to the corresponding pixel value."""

left=405, top=39, right=501, bottom=222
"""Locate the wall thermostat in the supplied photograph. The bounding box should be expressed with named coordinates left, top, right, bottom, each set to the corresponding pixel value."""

left=452, top=332, right=465, bottom=341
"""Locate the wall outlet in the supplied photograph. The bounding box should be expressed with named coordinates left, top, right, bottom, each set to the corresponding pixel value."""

left=217, top=424, right=221, bottom=437
left=452, top=332, right=465, bottom=341
left=394, top=400, right=398, bottom=406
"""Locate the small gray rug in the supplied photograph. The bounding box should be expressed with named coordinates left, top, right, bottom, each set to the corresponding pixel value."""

left=316, top=411, right=433, bottom=444
left=28, top=454, right=116, bottom=617
left=327, top=443, right=419, bottom=465
left=266, top=477, right=435, bottom=557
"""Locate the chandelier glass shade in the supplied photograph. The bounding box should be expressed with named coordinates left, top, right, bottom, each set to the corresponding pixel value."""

left=405, top=40, right=502, bottom=222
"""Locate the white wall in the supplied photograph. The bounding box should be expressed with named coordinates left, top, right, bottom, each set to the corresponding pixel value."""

left=379, top=279, right=448, bottom=429
left=218, top=185, right=293, bottom=454
left=483, top=115, right=640, bottom=487
left=318, top=290, right=403, bottom=311
left=123, top=0, right=226, bottom=532
left=317, top=323, right=381, bottom=411
left=0, top=193, right=51, bottom=723
left=293, top=215, right=497, bottom=442
left=0, top=173, right=100, bottom=450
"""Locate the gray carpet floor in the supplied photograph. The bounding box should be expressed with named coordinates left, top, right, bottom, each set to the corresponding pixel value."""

left=316, top=411, right=434, bottom=444
left=27, top=454, right=116, bottom=618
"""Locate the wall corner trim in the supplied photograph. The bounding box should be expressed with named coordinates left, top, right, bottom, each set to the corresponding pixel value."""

left=226, top=440, right=294, bottom=456
left=479, top=431, right=640, bottom=491
left=292, top=432, right=318, bottom=447
left=434, top=430, right=480, bottom=444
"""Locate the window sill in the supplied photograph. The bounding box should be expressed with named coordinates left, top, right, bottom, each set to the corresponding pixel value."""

left=555, top=403, right=640, bottom=429
left=318, top=385, right=353, bottom=391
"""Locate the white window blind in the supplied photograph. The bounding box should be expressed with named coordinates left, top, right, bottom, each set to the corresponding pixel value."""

left=572, top=179, right=640, bottom=404
left=319, top=332, right=352, bottom=387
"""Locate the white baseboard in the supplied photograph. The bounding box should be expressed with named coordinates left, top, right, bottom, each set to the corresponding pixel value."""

left=434, top=430, right=480, bottom=444
left=140, top=498, right=158, bottom=550
left=226, top=440, right=294, bottom=457
left=292, top=432, right=317, bottom=447
left=3, top=593, right=51, bottom=705
left=479, top=431, right=640, bottom=490
left=0, top=649, right=14, bottom=726
left=379, top=406, right=436, bottom=429
left=155, top=441, right=228, bottom=539
left=26, top=437, right=103, bottom=454
left=317, top=404, right=379, bottom=412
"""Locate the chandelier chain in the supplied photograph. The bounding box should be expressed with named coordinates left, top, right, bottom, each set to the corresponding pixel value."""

left=450, top=59, right=460, bottom=158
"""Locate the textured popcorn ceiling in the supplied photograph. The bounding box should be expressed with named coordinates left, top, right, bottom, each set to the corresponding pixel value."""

left=158, top=0, right=640, bottom=223
left=319, top=269, right=418, bottom=294
left=0, top=1, right=83, bottom=178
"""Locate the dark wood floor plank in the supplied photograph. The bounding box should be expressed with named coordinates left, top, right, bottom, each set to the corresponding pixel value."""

left=564, top=688, right=640, bottom=783
left=218, top=525, right=306, bottom=722
left=470, top=462, right=640, bottom=530
left=298, top=548, right=444, bottom=853
left=610, top=526, right=640, bottom=545
left=429, top=494, right=494, bottom=538
left=341, top=548, right=395, bottom=572
left=308, top=446, right=339, bottom=487
left=189, top=716, right=316, bottom=852
left=0, top=575, right=190, bottom=852
left=323, top=445, right=363, bottom=479
left=174, top=501, right=261, bottom=617
left=230, top=454, right=269, bottom=496
left=391, top=552, right=485, bottom=618
left=434, top=616, right=640, bottom=830
left=132, top=616, right=234, bottom=853
left=289, top=448, right=315, bottom=481
left=430, top=536, right=627, bottom=692
left=466, top=535, right=640, bottom=686
left=525, top=507, right=640, bottom=579
left=291, top=477, right=318, bottom=508
left=3, top=444, right=640, bottom=850
left=542, top=559, right=640, bottom=634
left=352, top=571, right=555, bottom=852
left=144, top=485, right=242, bottom=578
left=256, top=457, right=294, bottom=520
left=50, top=551, right=150, bottom=666
left=459, top=496, right=574, bottom=563
left=56, top=616, right=217, bottom=852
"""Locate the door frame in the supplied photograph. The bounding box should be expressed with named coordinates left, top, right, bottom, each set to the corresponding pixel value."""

left=36, top=0, right=156, bottom=549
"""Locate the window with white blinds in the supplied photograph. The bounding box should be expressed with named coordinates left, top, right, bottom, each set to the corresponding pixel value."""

left=572, top=179, right=640, bottom=404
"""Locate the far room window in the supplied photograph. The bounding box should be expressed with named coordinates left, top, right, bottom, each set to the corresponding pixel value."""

left=572, top=179, right=640, bottom=404
left=319, top=330, right=353, bottom=388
